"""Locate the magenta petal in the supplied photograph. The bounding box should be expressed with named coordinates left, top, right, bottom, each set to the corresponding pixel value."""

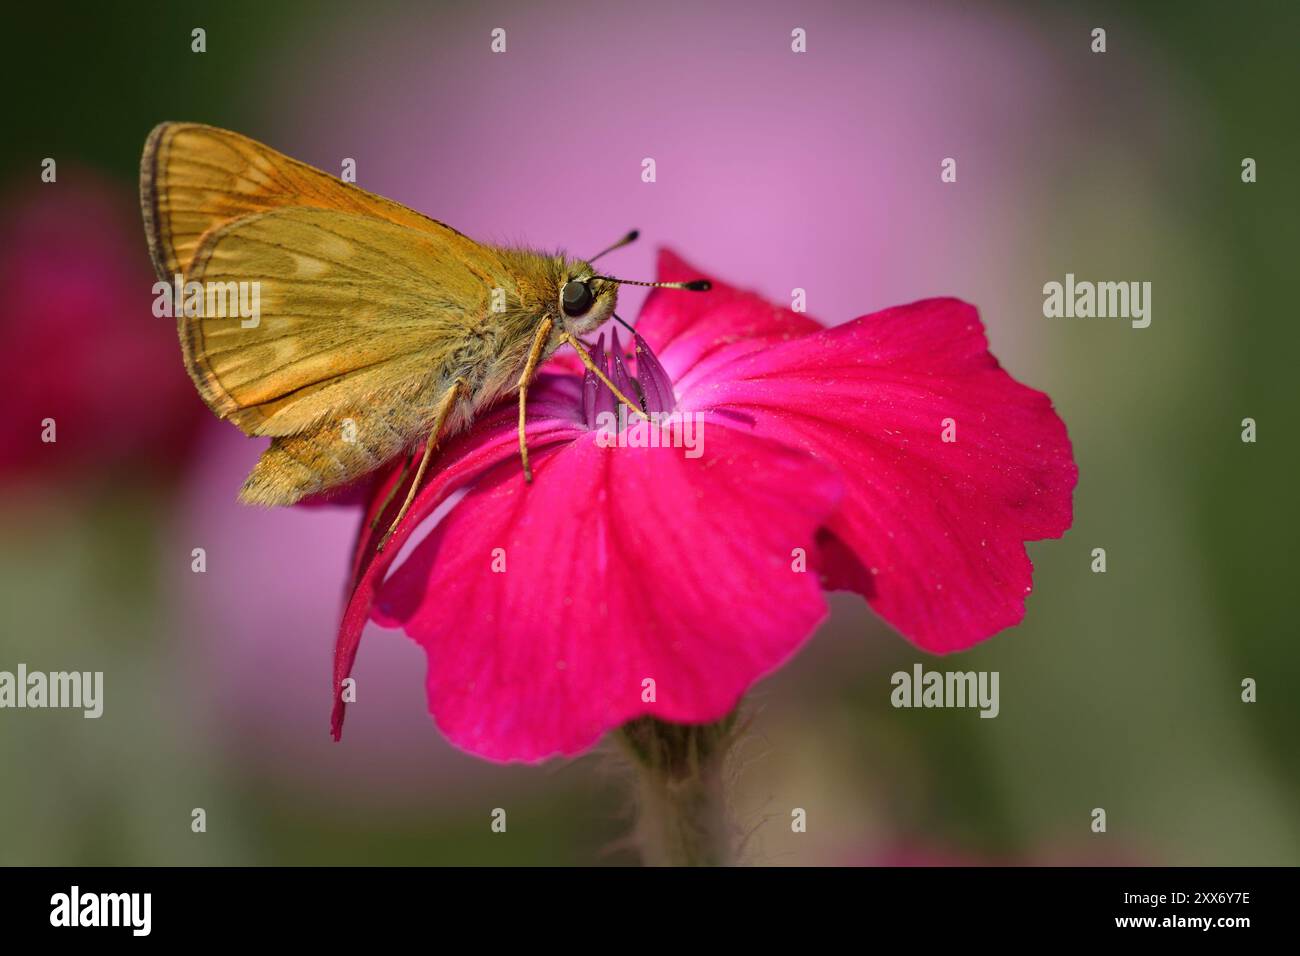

left=637, top=249, right=823, bottom=385
left=331, top=375, right=585, bottom=740
left=696, top=298, right=1077, bottom=653
left=374, top=425, right=842, bottom=763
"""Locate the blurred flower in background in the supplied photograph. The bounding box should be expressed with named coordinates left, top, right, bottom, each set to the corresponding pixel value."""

left=0, top=172, right=200, bottom=489
left=0, top=171, right=230, bottom=866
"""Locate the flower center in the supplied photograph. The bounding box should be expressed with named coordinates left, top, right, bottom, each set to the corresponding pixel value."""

left=581, top=328, right=676, bottom=429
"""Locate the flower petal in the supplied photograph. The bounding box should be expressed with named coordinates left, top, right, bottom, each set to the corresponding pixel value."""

left=636, top=249, right=823, bottom=387
left=374, top=423, right=842, bottom=762
left=331, top=374, right=585, bottom=739
left=691, top=298, right=1077, bottom=652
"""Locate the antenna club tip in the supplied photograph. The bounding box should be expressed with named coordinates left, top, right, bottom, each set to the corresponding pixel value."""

left=626, top=229, right=640, bottom=241
left=684, top=279, right=712, bottom=292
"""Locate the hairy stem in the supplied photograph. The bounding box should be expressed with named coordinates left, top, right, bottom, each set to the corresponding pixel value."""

left=618, top=713, right=738, bottom=866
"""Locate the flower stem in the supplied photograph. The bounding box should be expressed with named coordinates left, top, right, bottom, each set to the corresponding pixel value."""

left=618, top=713, right=738, bottom=866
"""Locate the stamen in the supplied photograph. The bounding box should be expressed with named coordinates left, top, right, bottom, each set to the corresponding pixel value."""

left=609, top=329, right=644, bottom=413
left=583, top=334, right=613, bottom=427
left=580, top=328, right=676, bottom=429
left=632, top=332, right=675, bottom=414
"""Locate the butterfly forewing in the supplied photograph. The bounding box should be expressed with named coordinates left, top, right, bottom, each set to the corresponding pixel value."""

left=183, top=206, right=510, bottom=438
left=141, top=121, right=484, bottom=280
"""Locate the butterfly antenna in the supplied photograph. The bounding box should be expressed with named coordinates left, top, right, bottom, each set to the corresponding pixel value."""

left=588, top=230, right=640, bottom=263
left=612, top=313, right=638, bottom=336
left=594, top=275, right=712, bottom=292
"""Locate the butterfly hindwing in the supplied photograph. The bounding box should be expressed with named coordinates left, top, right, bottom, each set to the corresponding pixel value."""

left=181, top=205, right=501, bottom=438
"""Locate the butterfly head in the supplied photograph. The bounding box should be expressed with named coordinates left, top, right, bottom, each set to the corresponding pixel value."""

left=555, top=231, right=711, bottom=335
left=558, top=267, right=618, bottom=335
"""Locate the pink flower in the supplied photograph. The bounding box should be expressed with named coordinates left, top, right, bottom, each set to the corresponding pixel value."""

left=332, top=251, right=1076, bottom=762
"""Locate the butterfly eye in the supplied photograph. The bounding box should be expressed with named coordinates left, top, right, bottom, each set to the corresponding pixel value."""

left=561, top=280, right=594, bottom=317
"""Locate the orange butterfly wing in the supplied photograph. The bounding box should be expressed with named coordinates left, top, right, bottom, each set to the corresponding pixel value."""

left=139, top=121, right=486, bottom=281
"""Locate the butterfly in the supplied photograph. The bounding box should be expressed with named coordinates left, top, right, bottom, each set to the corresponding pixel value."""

left=140, top=122, right=707, bottom=549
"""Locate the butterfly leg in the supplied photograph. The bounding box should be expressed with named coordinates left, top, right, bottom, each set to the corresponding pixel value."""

left=368, top=453, right=414, bottom=532
left=376, top=380, right=463, bottom=553
left=517, top=316, right=555, bottom=484
left=559, top=330, right=650, bottom=419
